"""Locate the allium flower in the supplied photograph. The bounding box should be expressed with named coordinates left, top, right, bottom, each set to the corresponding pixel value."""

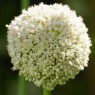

left=6, top=3, right=91, bottom=90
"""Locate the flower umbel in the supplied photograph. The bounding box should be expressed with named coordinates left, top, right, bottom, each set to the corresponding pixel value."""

left=6, top=3, right=91, bottom=91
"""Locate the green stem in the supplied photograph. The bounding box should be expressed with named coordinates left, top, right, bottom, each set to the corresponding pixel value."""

left=43, top=88, right=51, bottom=95
left=21, top=0, right=30, bottom=10
left=18, top=76, right=26, bottom=95
left=18, top=1, right=30, bottom=95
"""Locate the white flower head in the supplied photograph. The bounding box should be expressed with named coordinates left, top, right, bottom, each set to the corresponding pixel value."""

left=6, top=3, right=91, bottom=91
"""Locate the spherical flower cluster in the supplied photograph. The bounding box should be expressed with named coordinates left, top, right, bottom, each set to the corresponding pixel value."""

left=6, top=3, right=91, bottom=90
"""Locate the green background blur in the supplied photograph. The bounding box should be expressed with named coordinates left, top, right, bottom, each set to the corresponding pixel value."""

left=0, top=0, right=95, bottom=95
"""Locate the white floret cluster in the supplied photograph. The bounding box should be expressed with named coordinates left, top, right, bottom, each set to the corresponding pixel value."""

left=6, top=3, right=91, bottom=90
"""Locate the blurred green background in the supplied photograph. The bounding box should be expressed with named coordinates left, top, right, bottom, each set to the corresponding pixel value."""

left=0, top=0, right=95, bottom=95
